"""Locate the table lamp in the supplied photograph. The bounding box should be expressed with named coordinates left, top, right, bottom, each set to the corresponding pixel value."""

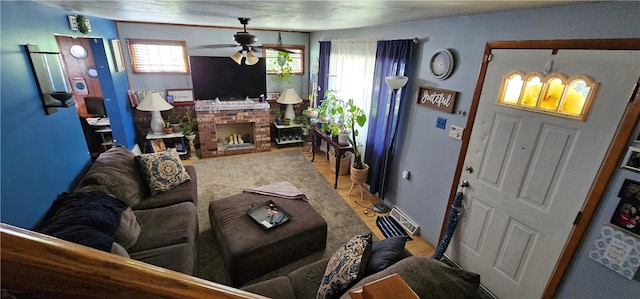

left=277, top=88, right=303, bottom=121
left=136, top=91, right=174, bottom=134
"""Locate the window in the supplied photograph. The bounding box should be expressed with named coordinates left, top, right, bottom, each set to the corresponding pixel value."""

left=262, top=45, right=305, bottom=74
left=497, top=70, right=599, bottom=121
left=127, top=39, right=189, bottom=74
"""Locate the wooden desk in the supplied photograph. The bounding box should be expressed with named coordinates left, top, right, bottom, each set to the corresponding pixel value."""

left=311, top=126, right=353, bottom=189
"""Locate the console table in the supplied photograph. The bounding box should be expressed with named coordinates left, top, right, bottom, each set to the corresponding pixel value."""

left=311, top=126, right=353, bottom=189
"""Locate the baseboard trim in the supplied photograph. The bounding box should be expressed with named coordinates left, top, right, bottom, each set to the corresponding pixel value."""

left=441, top=254, right=498, bottom=299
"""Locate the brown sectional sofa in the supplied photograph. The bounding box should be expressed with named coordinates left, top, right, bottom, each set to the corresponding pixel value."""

left=242, top=253, right=481, bottom=299
left=57, top=146, right=198, bottom=275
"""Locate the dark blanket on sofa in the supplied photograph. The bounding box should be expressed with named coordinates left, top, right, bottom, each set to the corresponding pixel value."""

left=33, top=191, right=127, bottom=252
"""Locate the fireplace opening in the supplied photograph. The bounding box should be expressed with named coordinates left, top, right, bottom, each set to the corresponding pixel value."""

left=216, top=122, right=255, bottom=150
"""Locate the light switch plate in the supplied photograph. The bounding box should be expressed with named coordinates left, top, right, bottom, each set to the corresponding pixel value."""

left=449, top=125, right=463, bottom=140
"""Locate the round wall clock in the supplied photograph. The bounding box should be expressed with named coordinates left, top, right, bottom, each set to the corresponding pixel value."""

left=430, top=49, right=455, bottom=80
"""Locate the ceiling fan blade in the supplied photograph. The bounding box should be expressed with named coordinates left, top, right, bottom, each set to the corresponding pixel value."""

left=191, top=44, right=239, bottom=50
left=253, top=45, right=295, bottom=53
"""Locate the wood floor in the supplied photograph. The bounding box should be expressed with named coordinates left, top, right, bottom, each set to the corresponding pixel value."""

left=184, top=143, right=435, bottom=257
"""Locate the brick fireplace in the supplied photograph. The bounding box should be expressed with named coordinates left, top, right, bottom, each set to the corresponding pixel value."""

left=195, top=100, right=270, bottom=158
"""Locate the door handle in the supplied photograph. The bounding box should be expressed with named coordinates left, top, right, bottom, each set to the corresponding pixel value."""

left=465, top=166, right=474, bottom=173
left=460, top=180, right=469, bottom=188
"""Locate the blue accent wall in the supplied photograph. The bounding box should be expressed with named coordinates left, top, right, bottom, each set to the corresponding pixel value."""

left=0, top=1, right=133, bottom=229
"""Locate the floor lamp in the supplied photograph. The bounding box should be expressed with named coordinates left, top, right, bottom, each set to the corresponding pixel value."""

left=373, top=75, right=409, bottom=213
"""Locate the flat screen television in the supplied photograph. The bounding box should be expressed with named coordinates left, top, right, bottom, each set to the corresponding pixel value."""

left=190, top=56, right=267, bottom=101
left=85, top=97, right=107, bottom=117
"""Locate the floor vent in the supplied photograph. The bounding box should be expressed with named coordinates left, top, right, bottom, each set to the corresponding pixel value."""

left=390, top=207, right=419, bottom=235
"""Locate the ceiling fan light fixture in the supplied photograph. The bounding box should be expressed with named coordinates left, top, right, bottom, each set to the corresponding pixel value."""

left=231, top=51, right=243, bottom=65
left=245, top=51, right=259, bottom=65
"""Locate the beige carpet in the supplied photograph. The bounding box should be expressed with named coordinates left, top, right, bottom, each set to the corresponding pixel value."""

left=194, top=150, right=373, bottom=286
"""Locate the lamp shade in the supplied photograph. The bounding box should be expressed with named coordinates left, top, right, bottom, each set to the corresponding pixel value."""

left=245, top=51, right=259, bottom=65
left=277, top=88, right=302, bottom=121
left=277, top=88, right=303, bottom=104
left=136, top=91, right=173, bottom=112
left=385, top=76, right=409, bottom=90
left=136, top=91, right=174, bottom=134
left=231, top=51, right=243, bottom=65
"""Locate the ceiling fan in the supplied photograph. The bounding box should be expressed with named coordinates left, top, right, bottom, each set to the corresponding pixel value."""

left=192, top=17, right=291, bottom=65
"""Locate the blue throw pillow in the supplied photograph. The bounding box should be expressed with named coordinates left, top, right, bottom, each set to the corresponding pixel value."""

left=365, top=236, right=407, bottom=275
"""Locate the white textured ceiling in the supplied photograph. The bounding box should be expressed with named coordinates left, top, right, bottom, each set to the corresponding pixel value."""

left=36, top=0, right=580, bottom=32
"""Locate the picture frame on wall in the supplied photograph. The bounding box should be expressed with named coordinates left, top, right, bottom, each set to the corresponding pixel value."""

left=166, top=89, right=194, bottom=105
left=610, top=179, right=640, bottom=235
left=110, top=39, right=125, bottom=72
left=622, top=146, right=640, bottom=172
left=267, top=92, right=280, bottom=102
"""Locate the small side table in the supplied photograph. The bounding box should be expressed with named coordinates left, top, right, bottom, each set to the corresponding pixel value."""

left=145, top=132, right=186, bottom=156
left=311, top=126, right=353, bottom=189
left=273, top=122, right=304, bottom=148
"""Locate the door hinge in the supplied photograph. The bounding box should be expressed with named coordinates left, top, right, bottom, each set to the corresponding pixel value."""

left=573, top=211, right=583, bottom=225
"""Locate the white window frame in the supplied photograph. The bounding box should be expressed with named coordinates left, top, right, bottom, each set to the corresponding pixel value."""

left=127, top=39, right=189, bottom=74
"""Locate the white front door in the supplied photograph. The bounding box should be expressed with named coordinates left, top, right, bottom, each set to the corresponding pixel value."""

left=448, top=48, right=640, bottom=298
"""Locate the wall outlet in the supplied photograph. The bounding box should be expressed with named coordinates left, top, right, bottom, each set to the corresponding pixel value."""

left=436, top=117, right=447, bottom=129
left=449, top=125, right=464, bottom=140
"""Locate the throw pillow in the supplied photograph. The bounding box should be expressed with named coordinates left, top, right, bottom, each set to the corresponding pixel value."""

left=317, top=233, right=372, bottom=299
left=112, top=207, right=142, bottom=250
left=137, top=149, right=190, bottom=196
left=365, top=236, right=407, bottom=275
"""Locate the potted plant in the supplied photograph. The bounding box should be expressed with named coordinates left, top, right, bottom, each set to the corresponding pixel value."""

left=180, top=106, right=195, bottom=136
left=347, top=100, right=368, bottom=185
left=316, top=90, right=347, bottom=139
left=275, top=104, right=284, bottom=125
left=272, top=51, right=294, bottom=85
left=163, top=120, right=173, bottom=134
left=167, top=110, right=181, bottom=133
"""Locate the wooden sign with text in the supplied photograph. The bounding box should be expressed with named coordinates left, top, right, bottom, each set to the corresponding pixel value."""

left=416, top=86, right=458, bottom=113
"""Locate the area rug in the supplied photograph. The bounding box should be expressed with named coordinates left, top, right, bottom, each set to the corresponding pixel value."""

left=194, top=150, right=373, bottom=286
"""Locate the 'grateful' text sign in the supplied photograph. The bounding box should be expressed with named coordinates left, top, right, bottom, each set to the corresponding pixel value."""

left=417, top=86, right=458, bottom=113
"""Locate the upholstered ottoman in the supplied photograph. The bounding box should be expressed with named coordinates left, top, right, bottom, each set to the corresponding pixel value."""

left=209, top=192, right=327, bottom=286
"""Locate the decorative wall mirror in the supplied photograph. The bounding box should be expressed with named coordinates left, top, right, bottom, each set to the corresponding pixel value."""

left=25, top=44, right=74, bottom=115
left=69, top=44, right=88, bottom=59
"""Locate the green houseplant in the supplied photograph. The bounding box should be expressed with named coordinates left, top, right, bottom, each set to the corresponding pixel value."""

left=273, top=51, right=294, bottom=84
left=346, top=99, right=367, bottom=170
left=180, top=107, right=195, bottom=135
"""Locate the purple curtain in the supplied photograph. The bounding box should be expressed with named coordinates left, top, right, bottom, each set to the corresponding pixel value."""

left=317, top=41, right=331, bottom=106
left=364, top=39, right=415, bottom=197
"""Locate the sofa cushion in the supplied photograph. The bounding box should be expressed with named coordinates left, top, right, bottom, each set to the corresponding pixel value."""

left=112, top=207, right=142, bottom=250
left=240, top=276, right=297, bottom=299
left=75, top=146, right=148, bottom=207
left=129, top=243, right=194, bottom=275
left=132, top=165, right=198, bottom=210
left=365, top=236, right=407, bottom=275
left=340, top=256, right=480, bottom=299
left=288, top=258, right=330, bottom=299
left=129, top=202, right=197, bottom=253
left=318, top=233, right=372, bottom=299
left=136, top=149, right=191, bottom=196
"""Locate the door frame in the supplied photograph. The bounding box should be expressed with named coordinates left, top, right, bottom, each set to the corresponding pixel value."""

left=441, top=38, right=640, bottom=298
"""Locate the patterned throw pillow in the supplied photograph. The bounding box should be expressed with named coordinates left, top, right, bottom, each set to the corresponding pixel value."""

left=137, top=149, right=190, bottom=196
left=317, top=233, right=373, bottom=299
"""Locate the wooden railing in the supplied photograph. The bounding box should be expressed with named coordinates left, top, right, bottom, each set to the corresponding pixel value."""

left=1, top=223, right=269, bottom=299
